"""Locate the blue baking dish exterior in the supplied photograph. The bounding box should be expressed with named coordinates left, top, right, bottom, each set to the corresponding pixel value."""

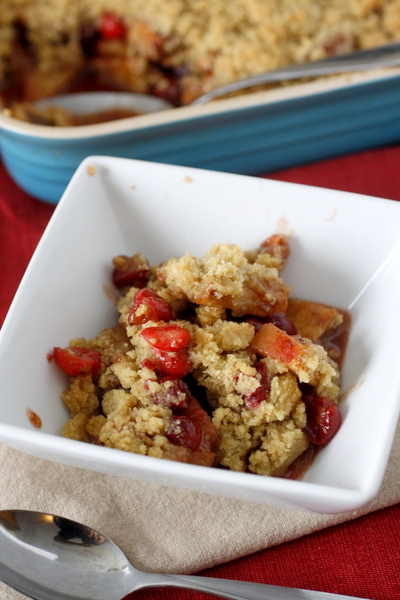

left=1, top=69, right=400, bottom=204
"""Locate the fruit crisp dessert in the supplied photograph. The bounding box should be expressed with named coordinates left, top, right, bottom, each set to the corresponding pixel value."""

left=50, top=234, right=351, bottom=478
left=2, top=1, right=400, bottom=123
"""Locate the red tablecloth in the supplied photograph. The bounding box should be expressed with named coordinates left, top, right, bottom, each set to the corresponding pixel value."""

left=1, top=149, right=399, bottom=600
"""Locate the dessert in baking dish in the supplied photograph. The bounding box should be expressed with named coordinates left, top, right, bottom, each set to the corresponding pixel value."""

left=1, top=0, right=400, bottom=114
left=50, top=234, right=351, bottom=478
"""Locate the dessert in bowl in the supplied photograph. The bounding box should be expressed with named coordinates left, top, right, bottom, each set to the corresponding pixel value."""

left=51, top=233, right=350, bottom=478
left=0, top=156, right=399, bottom=513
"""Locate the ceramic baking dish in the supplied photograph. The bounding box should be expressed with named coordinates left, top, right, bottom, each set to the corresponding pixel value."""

left=1, top=68, right=400, bottom=204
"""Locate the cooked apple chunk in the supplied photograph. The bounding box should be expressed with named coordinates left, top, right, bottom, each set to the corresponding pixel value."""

left=250, top=322, right=340, bottom=400
left=286, top=299, right=343, bottom=342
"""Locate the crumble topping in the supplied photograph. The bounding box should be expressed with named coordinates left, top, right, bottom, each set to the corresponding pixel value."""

left=52, top=234, right=350, bottom=478
left=2, top=1, right=400, bottom=112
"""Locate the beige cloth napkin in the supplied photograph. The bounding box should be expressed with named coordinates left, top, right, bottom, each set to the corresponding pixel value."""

left=1, top=418, right=399, bottom=600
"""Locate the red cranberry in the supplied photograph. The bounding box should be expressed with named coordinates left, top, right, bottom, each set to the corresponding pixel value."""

left=52, top=347, right=101, bottom=377
left=244, top=361, right=270, bottom=410
left=128, top=289, right=176, bottom=325
left=155, top=348, right=193, bottom=379
left=303, top=393, right=341, bottom=445
left=140, top=324, right=190, bottom=351
left=243, top=316, right=265, bottom=333
left=141, top=358, right=158, bottom=371
left=99, top=12, right=126, bottom=39
left=149, top=378, right=192, bottom=410
left=112, top=255, right=150, bottom=289
left=152, top=75, right=180, bottom=106
left=167, top=415, right=202, bottom=451
left=244, top=313, right=297, bottom=335
left=269, top=313, right=298, bottom=335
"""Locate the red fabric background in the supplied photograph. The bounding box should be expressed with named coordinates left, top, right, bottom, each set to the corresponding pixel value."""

left=1, top=147, right=399, bottom=599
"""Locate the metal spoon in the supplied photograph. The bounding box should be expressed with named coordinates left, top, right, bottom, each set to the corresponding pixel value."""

left=0, top=509, right=372, bottom=600
left=34, top=40, right=400, bottom=116
left=192, top=40, right=400, bottom=104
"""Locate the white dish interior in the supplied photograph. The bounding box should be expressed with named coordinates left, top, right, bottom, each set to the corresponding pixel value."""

left=0, top=155, right=400, bottom=514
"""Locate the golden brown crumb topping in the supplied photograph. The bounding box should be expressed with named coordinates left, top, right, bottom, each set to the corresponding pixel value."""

left=159, top=243, right=291, bottom=316
left=2, top=0, right=400, bottom=108
left=53, top=234, right=350, bottom=478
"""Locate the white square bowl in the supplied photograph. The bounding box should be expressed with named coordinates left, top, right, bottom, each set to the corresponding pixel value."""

left=1, top=155, right=400, bottom=514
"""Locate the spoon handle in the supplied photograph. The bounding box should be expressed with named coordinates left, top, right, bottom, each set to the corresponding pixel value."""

left=142, top=573, right=373, bottom=600
left=192, top=41, right=400, bottom=104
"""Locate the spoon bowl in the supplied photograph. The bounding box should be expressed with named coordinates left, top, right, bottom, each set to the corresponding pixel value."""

left=0, top=510, right=372, bottom=600
left=34, top=91, right=173, bottom=118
